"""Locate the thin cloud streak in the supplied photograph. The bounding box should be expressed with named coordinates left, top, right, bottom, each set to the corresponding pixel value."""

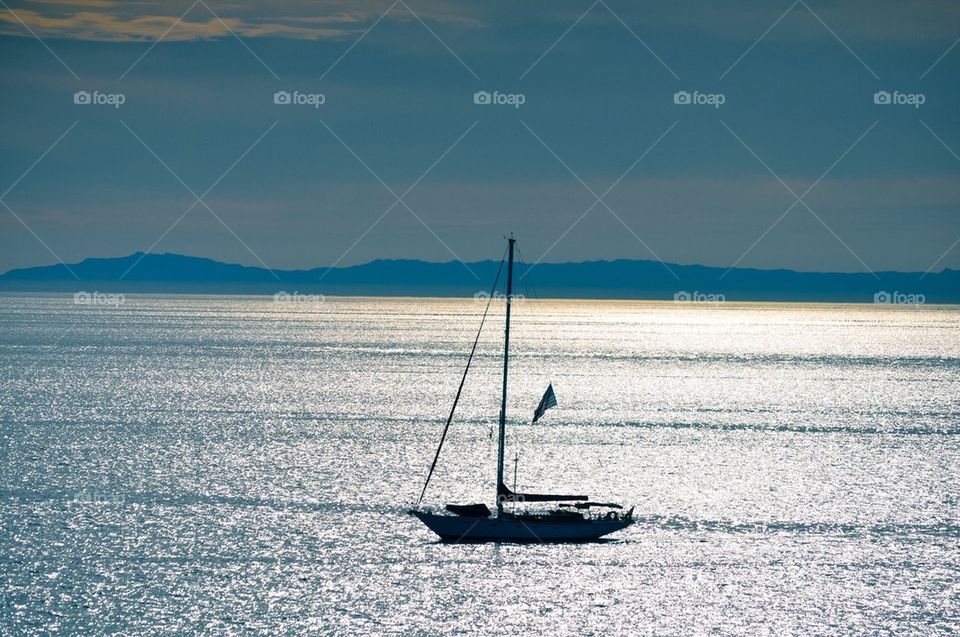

left=0, top=0, right=483, bottom=42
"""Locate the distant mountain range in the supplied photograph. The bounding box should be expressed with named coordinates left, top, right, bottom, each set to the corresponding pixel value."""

left=1, top=252, right=957, bottom=303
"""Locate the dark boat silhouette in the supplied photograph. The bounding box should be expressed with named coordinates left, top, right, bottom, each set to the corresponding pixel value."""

left=410, top=236, right=634, bottom=542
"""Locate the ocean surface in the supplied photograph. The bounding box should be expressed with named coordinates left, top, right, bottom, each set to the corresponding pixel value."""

left=1, top=294, right=958, bottom=635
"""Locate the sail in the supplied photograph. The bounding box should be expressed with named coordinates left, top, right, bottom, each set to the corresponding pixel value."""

left=532, top=383, right=557, bottom=423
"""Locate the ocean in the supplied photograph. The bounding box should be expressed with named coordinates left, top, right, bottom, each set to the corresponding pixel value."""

left=1, top=294, right=957, bottom=635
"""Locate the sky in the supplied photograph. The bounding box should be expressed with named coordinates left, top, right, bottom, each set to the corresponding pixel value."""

left=1, top=0, right=958, bottom=275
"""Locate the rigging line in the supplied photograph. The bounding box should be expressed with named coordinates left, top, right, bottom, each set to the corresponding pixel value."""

left=416, top=248, right=507, bottom=507
left=515, top=245, right=544, bottom=306
left=516, top=245, right=554, bottom=391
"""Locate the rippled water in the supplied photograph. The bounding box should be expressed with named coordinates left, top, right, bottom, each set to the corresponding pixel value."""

left=1, top=294, right=958, bottom=634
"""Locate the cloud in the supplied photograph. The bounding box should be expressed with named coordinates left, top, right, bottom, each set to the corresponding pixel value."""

left=2, top=0, right=957, bottom=44
left=0, top=8, right=350, bottom=41
left=27, top=0, right=118, bottom=7
left=0, top=0, right=482, bottom=41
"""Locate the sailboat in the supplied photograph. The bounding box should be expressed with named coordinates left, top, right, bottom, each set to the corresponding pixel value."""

left=410, top=235, right=634, bottom=542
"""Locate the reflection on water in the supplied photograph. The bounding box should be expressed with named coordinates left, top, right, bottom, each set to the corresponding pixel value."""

left=0, top=295, right=958, bottom=634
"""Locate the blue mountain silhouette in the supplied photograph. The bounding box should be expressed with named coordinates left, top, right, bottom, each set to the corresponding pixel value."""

left=1, top=252, right=957, bottom=302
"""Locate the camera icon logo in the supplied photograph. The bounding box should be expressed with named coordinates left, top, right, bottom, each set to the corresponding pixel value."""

left=73, top=91, right=91, bottom=105
left=873, top=91, right=891, bottom=105
left=273, top=91, right=291, bottom=105
left=473, top=90, right=491, bottom=105
left=873, top=291, right=891, bottom=304
left=673, top=291, right=691, bottom=302
left=673, top=91, right=691, bottom=105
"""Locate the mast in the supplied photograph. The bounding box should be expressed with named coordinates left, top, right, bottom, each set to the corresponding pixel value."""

left=496, top=235, right=515, bottom=514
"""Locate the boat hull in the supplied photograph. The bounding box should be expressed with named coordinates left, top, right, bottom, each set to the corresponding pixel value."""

left=411, top=510, right=632, bottom=542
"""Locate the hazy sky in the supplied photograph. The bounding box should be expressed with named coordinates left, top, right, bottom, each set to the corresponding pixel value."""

left=1, top=0, right=958, bottom=274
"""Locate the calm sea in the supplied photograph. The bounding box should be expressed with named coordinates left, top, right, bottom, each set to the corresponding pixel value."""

left=1, top=294, right=958, bottom=635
